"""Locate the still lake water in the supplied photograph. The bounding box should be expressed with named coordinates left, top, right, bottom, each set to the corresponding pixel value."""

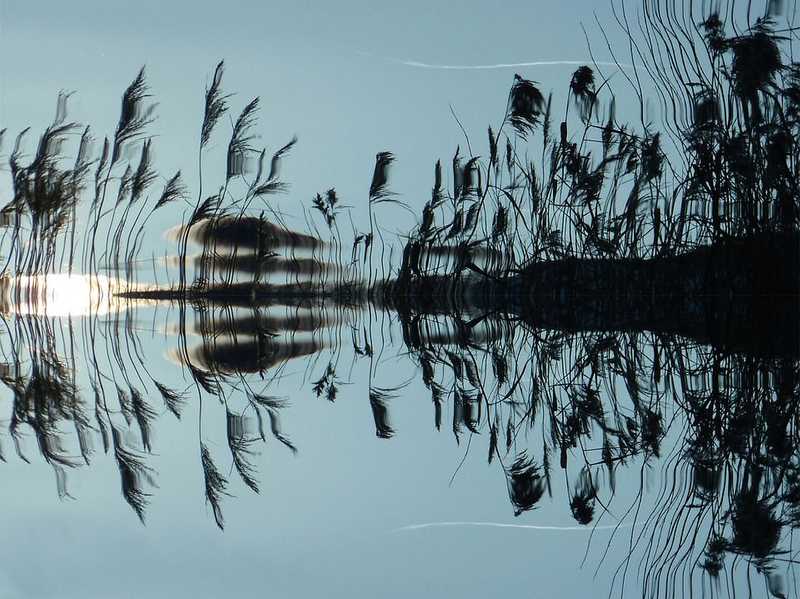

left=2, top=1, right=800, bottom=597
left=0, top=289, right=793, bottom=598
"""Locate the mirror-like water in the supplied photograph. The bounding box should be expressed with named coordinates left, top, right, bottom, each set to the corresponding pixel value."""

left=0, top=291, right=797, bottom=598
left=2, top=1, right=800, bottom=597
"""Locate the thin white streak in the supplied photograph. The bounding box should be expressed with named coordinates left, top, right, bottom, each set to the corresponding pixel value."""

left=392, top=521, right=631, bottom=533
left=395, top=59, right=631, bottom=71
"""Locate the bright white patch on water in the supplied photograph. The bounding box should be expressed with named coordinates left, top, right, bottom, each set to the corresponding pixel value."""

left=0, top=273, right=147, bottom=317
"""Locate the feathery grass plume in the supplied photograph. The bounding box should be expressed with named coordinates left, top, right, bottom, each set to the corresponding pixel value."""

left=452, top=146, right=463, bottom=200
left=369, top=386, right=395, bottom=439
left=201, top=61, right=228, bottom=147
left=326, top=384, right=338, bottom=402
left=569, top=467, right=596, bottom=525
left=312, top=364, right=338, bottom=397
left=130, top=139, right=156, bottom=203
left=569, top=65, right=596, bottom=121
left=542, top=442, right=552, bottom=497
left=325, top=188, right=339, bottom=211
left=74, top=125, right=93, bottom=173
left=117, top=387, right=134, bottom=425
left=154, top=171, right=187, bottom=210
left=419, top=202, right=435, bottom=239
left=251, top=395, right=297, bottom=453
left=639, top=408, right=663, bottom=457
left=600, top=98, right=616, bottom=156
left=252, top=148, right=267, bottom=185
left=601, top=435, right=615, bottom=493
left=446, top=351, right=464, bottom=380
left=227, top=97, right=260, bottom=180
left=111, top=67, right=156, bottom=165
left=153, top=381, right=186, bottom=418
left=430, top=384, right=444, bottom=431
left=267, top=136, right=298, bottom=182
left=200, top=443, right=229, bottom=530
left=463, top=202, right=480, bottom=232
left=506, top=452, right=546, bottom=515
left=640, top=133, right=663, bottom=182
left=33, top=119, right=78, bottom=175
left=504, top=138, right=514, bottom=173
left=130, top=387, right=157, bottom=452
left=8, top=127, right=29, bottom=179
left=260, top=410, right=298, bottom=453
left=226, top=410, right=260, bottom=493
left=72, top=408, right=94, bottom=466
left=730, top=491, right=782, bottom=560
left=115, top=165, right=134, bottom=205
left=700, top=12, right=729, bottom=56
left=462, top=156, right=481, bottom=198
left=94, top=137, right=110, bottom=195
left=189, top=192, right=223, bottom=227
left=312, top=371, right=330, bottom=397
left=491, top=205, right=508, bottom=240
left=112, top=427, right=154, bottom=523
left=488, top=417, right=499, bottom=464
left=782, top=63, right=800, bottom=119
left=188, top=362, right=221, bottom=396
left=22, top=118, right=80, bottom=216
left=251, top=395, right=289, bottom=410
left=312, top=192, right=329, bottom=223
left=488, top=127, right=498, bottom=170
left=369, top=151, right=395, bottom=202
left=691, top=87, right=720, bottom=129
left=730, top=20, right=783, bottom=123
left=541, top=93, right=553, bottom=150
left=93, top=394, right=110, bottom=455
left=491, top=348, right=507, bottom=386
left=253, top=179, right=289, bottom=198
left=431, top=159, right=444, bottom=206
left=700, top=535, right=728, bottom=578
left=508, top=74, right=546, bottom=139
left=312, top=188, right=341, bottom=226
left=445, top=209, right=463, bottom=240
left=461, top=388, right=482, bottom=433
left=30, top=94, right=78, bottom=176
left=53, top=89, right=71, bottom=125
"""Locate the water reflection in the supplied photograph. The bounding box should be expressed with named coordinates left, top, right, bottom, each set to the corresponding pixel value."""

left=0, top=291, right=796, bottom=597
left=1, top=1, right=799, bottom=596
left=170, top=306, right=335, bottom=373
left=0, top=273, right=148, bottom=316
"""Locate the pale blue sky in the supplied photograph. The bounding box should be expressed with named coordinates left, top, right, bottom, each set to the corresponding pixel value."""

left=1, top=0, right=633, bottom=248
left=0, top=3, right=658, bottom=598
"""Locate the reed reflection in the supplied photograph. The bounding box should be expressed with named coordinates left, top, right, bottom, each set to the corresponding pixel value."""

left=0, top=1, right=798, bottom=596
left=0, top=287, right=797, bottom=596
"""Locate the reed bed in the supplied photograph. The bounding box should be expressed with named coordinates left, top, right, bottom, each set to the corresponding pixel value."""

left=0, top=2, right=797, bottom=597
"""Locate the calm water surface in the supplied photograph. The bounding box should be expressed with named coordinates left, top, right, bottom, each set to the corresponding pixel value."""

left=2, top=1, right=799, bottom=597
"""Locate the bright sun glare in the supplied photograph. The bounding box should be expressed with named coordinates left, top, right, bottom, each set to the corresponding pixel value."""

left=1, top=274, right=137, bottom=317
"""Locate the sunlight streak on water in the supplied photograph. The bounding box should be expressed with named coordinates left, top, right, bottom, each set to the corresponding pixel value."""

left=0, top=273, right=148, bottom=317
